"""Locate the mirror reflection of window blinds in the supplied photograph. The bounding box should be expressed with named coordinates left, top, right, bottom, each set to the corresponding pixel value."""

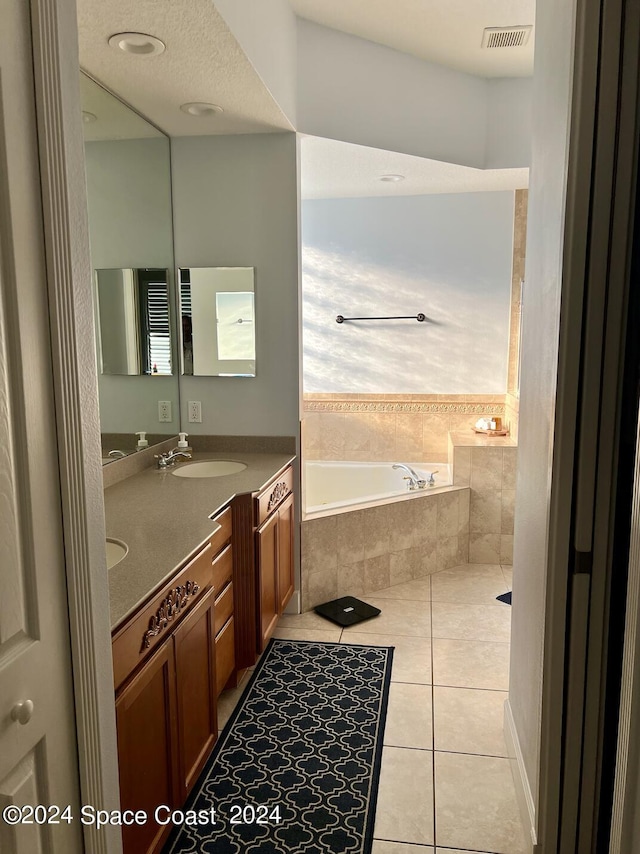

left=145, top=281, right=172, bottom=374
left=180, top=283, right=192, bottom=319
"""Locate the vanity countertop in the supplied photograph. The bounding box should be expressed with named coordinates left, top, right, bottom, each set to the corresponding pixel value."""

left=106, top=451, right=295, bottom=631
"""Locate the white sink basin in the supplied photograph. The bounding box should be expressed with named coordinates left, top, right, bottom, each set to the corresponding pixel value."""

left=171, top=460, right=248, bottom=478
left=106, top=538, right=128, bottom=569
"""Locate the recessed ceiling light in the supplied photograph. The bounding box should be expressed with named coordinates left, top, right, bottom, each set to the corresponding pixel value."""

left=379, top=174, right=405, bottom=183
left=82, top=111, right=97, bottom=124
left=108, top=32, right=166, bottom=56
left=179, top=102, right=224, bottom=117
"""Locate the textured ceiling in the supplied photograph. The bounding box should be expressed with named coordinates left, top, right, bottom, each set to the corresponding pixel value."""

left=80, top=73, right=162, bottom=140
left=300, top=135, right=529, bottom=199
left=76, top=0, right=293, bottom=136
left=289, top=0, right=535, bottom=78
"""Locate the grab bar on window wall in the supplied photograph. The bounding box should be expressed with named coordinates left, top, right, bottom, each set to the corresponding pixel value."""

left=336, top=313, right=426, bottom=324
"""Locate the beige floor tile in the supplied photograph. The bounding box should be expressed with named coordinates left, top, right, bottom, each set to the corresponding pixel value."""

left=432, top=638, right=510, bottom=690
left=371, top=577, right=432, bottom=601
left=435, top=752, right=527, bottom=854
left=502, top=566, right=513, bottom=587
left=217, top=672, right=251, bottom=728
left=431, top=601, right=511, bottom=643
left=435, top=849, right=487, bottom=854
left=342, top=632, right=432, bottom=684
left=433, top=687, right=508, bottom=757
left=271, top=627, right=342, bottom=643
left=342, top=597, right=431, bottom=637
left=430, top=563, right=508, bottom=605
left=374, top=747, right=434, bottom=845
left=373, top=842, right=434, bottom=854
left=384, top=683, right=432, bottom=749
left=277, top=610, right=336, bottom=630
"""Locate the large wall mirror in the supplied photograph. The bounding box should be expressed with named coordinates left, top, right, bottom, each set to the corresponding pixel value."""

left=179, top=267, right=256, bottom=377
left=80, top=73, right=179, bottom=459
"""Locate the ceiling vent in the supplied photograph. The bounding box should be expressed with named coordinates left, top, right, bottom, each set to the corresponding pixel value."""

left=481, top=25, right=533, bottom=48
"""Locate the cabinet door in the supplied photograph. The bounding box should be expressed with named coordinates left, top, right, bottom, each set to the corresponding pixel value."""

left=277, top=494, right=295, bottom=613
left=256, top=512, right=279, bottom=650
left=115, top=640, right=179, bottom=854
left=215, top=615, right=236, bottom=696
left=173, top=585, right=218, bottom=797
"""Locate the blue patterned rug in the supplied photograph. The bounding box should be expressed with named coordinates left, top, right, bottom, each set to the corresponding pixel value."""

left=164, top=638, right=393, bottom=854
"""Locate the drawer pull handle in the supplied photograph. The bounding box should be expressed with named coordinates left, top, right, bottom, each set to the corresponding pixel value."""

left=141, top=581, right=200, bottom=650
left=267, top=481, right=289, bottom=512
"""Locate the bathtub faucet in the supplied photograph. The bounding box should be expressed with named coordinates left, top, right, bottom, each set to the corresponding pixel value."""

left=392, top=463, right=427, bottom=490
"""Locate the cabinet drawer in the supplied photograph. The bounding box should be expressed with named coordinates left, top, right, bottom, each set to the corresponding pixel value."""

left=214, top=582, right=234, bottom=636
left=210, top=506, right=232, bottom=555
left=215, top=617, right=235, bottom=696
left=255, top=466, right=293, bottom=526
left=212, top=544, right=233, bottom=594
left=112, top=542, right=214, bottom=691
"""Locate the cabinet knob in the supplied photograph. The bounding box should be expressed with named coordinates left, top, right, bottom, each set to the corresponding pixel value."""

left=11, top=700, right=34, bottom=725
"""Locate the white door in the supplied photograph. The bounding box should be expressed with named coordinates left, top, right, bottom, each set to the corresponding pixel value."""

left=0, top=1, right=83, bottom=851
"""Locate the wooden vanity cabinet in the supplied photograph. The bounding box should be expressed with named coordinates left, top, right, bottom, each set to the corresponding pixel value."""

left=255, top=468, right=295, bottom=652
left=277, top=493, right=295, bottom=613
left=256, top=511, right=279, bottom=646
left=115, top=639, right=179, bottom=854
left=229, top=462, right=296, bottom=670
left=115, top=587, right=217, bottom=854
left=173, top=585, right=218, bottom=796
left=112, top=508, right=234, bottom=854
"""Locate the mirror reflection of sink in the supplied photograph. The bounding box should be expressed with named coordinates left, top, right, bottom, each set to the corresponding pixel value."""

left=106, top=538, right=128, bottom=569
left=171, top=460, right=248, bottom=479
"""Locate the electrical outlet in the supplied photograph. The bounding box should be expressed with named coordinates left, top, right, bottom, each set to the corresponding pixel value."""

left=188, top=400, right=202, bottom=423
left=158, top=400, right=172, bottom=423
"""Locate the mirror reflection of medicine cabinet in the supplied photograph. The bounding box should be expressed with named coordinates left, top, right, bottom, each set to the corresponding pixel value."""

left=95, top=267, right=173, bottom=376
left=179, top=267, right=256, bottom=377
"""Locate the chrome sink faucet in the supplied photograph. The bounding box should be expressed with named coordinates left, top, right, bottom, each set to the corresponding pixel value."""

left=154, top=449, right=192, bottom=469
left=392, top=463, right=427, bottom=490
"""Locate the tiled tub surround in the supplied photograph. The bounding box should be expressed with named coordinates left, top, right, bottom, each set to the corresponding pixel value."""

left=301, top=487, right=470, bottom=611
left=450, top=432, right=517, bottom=566
left=304, top=460, right=451, bottom=515
left=505, top=391, right=520, bottom=443
left=302, top=394, right=507, bottom=463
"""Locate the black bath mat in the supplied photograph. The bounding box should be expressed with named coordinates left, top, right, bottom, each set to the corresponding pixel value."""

left=315, top=596, right=381, bottom=627
left=497, top=591, right=512, bottom=605
left=164, top=638, right=393, bottom=854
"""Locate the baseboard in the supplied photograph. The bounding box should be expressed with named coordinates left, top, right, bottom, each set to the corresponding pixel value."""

left=284, top=589, right=301, bottom=615
left=504, top=698, right=539, bottom=853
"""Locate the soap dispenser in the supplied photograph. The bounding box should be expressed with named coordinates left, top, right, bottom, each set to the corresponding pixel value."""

left=177, top=432, right=192, bottom=452
left=135, top=431, right=148, bottom=450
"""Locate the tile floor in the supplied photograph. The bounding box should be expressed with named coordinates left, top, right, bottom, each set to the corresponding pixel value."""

left=217, top=562, right=526, bottom=854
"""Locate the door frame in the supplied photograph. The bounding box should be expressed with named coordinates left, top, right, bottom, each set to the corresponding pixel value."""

left=29, top=1, right=121, bottom=851
left=537, top=0, right=640, bottom=850
left=26, top=1, right=640, bottom=854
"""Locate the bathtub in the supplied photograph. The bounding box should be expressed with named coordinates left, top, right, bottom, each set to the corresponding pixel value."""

left=304, top=460, right=451, bottom=517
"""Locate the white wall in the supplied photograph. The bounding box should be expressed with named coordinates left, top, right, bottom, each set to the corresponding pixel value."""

left=296, top=19, right=532, bottom=170
left=302, top=192, right=514, bottom=393
left=84, top=138, right=179, bottom=436
left=171, top=133, right=299, bottom=436
left=486, top=78, right=533, bottom=169
left=213, top=0, right=298, bottom=125
left=508, top=0, right=576, bottom=829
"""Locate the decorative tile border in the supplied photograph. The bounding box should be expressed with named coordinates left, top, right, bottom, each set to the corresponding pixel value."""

left=303, top=400, right=506, bottom=415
